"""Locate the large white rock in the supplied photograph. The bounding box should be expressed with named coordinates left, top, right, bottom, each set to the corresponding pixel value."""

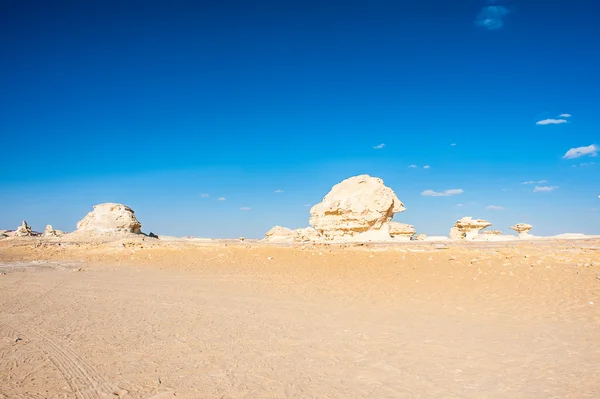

left=263, top=226, right=294, bottom=243
left=43, top=224, right=65, bottom=237
left=15, top=221, right=33, bottom=237
left=451, top=217, right=492, bottom=240
left=510, top=223, right=533, bottom=238
left=309, top=175, right=405, bottom=242
left=389, top=222, right=416, bottom=241
left=76, top=203, right=142, bottom=234
left=293, top=227, right=321, bottom=243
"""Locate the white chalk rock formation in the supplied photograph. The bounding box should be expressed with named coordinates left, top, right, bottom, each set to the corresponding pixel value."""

left=263, top=226, right=294, bottom=242
left=309, top=175, right=405, bottom=242
left=451, top=217, right=492, bottom=240
left=413, top=234, right=427, bottom=241
left=76, top=203, right=142, bottom=234
left=510, top=223, right=532, bottom=238
left=43, top=224, right=65, bottom=237
left=293, top=227, right=320, bottom=243
left=389, top=222, right=416, bottom=241
left=15, top=221, right=33, bottom=237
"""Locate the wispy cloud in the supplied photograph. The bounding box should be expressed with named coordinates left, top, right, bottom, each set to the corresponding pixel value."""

left=373, top=143, right=385, bottom=149
left=421, top=189, right=464, bottom=197
left=456, top=204, right=464, bottom=207
left=562, top=144, right=598, bottom=159
left=450, top=143, right=457, bottom=147
left=522, top=180, right=548, bottom=185
left=501, top=188, right=510, bottom=191
left=536, top=118, right=568, bottom=125
left=218, top=197, right=226, bottom=201
left=559, top=113, right=572, bottom=118
left=486, top=205, right=504, bottom=210
left=274, top=189, right=283, bottom=193
left=200, top=194, right=210, bottom=198
left=533, top=186, right=558, bottom=192
left=423, top=165, right=430, bottom=169
left=475, top=5, right=509, bottom=30
left=240, top=207, right=252, bottom=211
left=408, top=164, right=417, bottom=168
left=578, top=162, right=596, bottom=167
left=304, top=204, right=312, bottom=207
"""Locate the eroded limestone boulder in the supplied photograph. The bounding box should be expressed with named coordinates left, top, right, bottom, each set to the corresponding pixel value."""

left=451, top=217, right=492, bottom=240
left=43, top=225, right=65, bottom=237
left=76, top=203, right=142, bottom=234
left=510, top=223, right=532, bottom=238
left=15, top=221, right=33, bottom=237
left=413, top=234, right=427, bottom=241
left=293, top=227, right=320, bottom=243
left=263, top=226, right=294, bottom=243
left=389, top=222, right=416, bottom=241
left=309, top=175, right=405, bottom=242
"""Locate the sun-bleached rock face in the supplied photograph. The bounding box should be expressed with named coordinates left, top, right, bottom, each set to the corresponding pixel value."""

left=451, top=217, right=492, bottom=240
left=510, top=223, right=532, bottom=237
left=76, top=203, right=142, bottom=234
left=309, top=175, right=405, bottom=242
left=481, top=230, right=502, bottom=235
left=263, top=226, right=294, bottom=242
left=43, top=225, right=65, bottom=237
left=389, top=222, right=416, bottom=241
left=293, top=227, right=320, bottom=243
left=414, top=234, right=427, bottom=241
left=15, top=221, right=33, bottom=237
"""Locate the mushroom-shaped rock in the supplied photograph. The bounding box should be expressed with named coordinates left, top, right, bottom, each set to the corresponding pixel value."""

left=481, top=230, right=502, bottom=235
left=510, top=223, right=532, bottom=238
left=76, top=203, right=142, bottom=234
left=15, top=221, right=33, bottom=237
left=451, top=217, right=492, bottom=240
left=389, top=222, right=416, bottom=241
left=309, top=174, right=405, bottom=242
left=263, top=226, right=294, bottom=243
left=293, top=227, right=320, bottom=243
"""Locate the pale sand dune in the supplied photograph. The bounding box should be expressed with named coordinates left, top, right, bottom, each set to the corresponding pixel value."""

left=1, top=239, right=599, bottom=398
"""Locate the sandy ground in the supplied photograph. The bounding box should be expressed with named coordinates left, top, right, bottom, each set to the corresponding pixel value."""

left=1, top=237, right=599, bottom=399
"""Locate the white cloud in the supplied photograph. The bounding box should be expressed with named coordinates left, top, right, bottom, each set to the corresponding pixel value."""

left=421, top=189, right=464, bottom=197
left=522, top=180, right=548, bottom=185
left=533, top=186, right=558, bottom=192
left=579, top=162, right=595, bottom=166
left=218, top=197, right=226, bottom=201
left=475, top=5, right=509, bottom=30
left=408, top=164, right=417, bottom=168
left=562, top=144, right=598, bottom=159
left=450, top=143, right=456, bottom=147
left=536, top=118, right=568, bottom=125
left=274, top=189, right=283, bottom=193
left=200, top=194, right=210, bottom=198
left=486, top=205, right=504, bottom=210
left=501, top=188, right=510, bottom=191
left=240, top=207, right=252, bottom=211
left=423, top=165, right=430, bottom=169
left=456, top=204, right=464, bottom=207
left=559, top=113, right=572, bottom=118
left=373, top=143, right=385, bottom=149
left=304, top=204, right=312, bottom=207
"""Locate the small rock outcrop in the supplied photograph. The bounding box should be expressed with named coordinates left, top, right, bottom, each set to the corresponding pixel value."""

left=450, top=217, right=492, bottom=240
left=389, top=222, right=416, bottom=241
left=293, top=227, right=320, bottom=243
left=510, top=223, right=532, bottom=238
left=15, top=221, right=33, bottom=237
left=309, top=174, right=405, bottom=242
left=263, top=226, right=294, bottom=242
left=43, top=225, right=64, bottom=237
left=413, top=234, right=427, bottom=241
left=76, top=203, right=142, bottom=234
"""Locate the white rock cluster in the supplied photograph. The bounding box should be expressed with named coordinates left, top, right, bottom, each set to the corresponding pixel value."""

left=389, top=222, right=416, bottom=241
left=15, top=221, right=33, bottom=237
left=75, top=203, right=142, bottom=235
left=450, top=217, right=492, bottom=240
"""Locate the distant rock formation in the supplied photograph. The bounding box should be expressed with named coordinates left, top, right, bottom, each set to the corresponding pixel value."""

left=389, top=222, right=416, bottom=241
left=309, top=174, right=405, bottom=242
left=43, top=225, right=65, bottom=237
left=481, top=230, right=502, bottom=235
left=75, top=203, right=142, bottom=235
left=293, top=227, right=320, bottom=243
left=15, top=221, right=33, bottom=237
left=510, top=223, right=532, bottom=238
left=450, top=217, right=492, bottom=240
left=414, top=234, right=427, bottom=241
left=263, top=226, right=294, bottom=243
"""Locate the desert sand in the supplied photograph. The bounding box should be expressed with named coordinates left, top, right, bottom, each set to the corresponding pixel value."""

left=1, top=236, right=599, bottom=399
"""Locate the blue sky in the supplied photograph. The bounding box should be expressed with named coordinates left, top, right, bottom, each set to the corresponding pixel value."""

left=1, top=0, right=598, bottom=238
